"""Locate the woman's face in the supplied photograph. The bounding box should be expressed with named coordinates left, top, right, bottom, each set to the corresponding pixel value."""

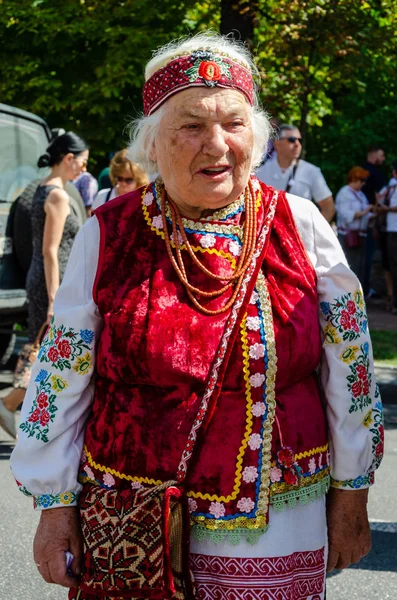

left=115, top=168, right=137, bottom=196
left=71, top=150, right=89, bottom=178
left=151, top=87, right=254, bottom=218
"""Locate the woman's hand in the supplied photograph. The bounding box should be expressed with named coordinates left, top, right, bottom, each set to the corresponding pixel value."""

left=46, top=302, right=54, bottom=324
left=34, top=506, right=83, bottom=587
left=326, top=487, right=371, bottom=572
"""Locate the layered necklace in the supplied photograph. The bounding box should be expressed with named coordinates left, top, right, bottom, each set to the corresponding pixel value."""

left=160, top=180, right=257, bottom=315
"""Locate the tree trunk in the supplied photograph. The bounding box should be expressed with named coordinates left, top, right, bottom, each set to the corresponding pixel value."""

left=220, top=0, right=259, bottom=46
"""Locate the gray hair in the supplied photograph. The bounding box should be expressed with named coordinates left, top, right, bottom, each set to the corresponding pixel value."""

left=276, top=124, right=299, bottom=140
left=128, top=32, right=271, bottom=178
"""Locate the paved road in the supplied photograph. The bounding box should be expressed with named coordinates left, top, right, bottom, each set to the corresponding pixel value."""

left=0, top=371, right=396, bottom=600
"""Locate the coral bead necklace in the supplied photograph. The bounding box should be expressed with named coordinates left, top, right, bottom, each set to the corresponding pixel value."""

left=160, top=180, right=257, bottom=315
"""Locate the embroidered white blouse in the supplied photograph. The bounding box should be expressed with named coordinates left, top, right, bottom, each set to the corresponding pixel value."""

left=10, top=193, right=383, bottom=510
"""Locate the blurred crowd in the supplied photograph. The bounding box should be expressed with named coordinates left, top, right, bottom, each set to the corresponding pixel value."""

left=256, top=123, right=397, bottom=314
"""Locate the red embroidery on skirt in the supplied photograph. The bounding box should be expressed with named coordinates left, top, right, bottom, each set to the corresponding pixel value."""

left=190, top=549, right=325, bottom=600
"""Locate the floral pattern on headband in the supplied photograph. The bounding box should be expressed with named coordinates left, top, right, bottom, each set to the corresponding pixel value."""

left=185, top=51, right=232, bottom=88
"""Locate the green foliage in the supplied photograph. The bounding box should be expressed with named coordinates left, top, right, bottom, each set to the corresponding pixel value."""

left=0, top=0, right=198, bottom=169
left=370, top=330, right=397, bottom=366
left=1, top=0, right=396, bottom=186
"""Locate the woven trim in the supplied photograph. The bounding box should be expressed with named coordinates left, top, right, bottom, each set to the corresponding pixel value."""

left=294, top=444, right=328, bottom=460
left=255, top=272, right=278, bottom=519
left=271, top=476, right=330, bottom=512
left=191, top=523, right=269, bottom=546
left=270, top=467, right=330, bottom=496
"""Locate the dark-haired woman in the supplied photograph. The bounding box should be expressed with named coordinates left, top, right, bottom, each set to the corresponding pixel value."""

left=0, top=132, right=88, bottom=439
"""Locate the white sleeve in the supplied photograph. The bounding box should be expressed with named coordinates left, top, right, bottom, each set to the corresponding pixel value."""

left=92, top=188, right=110, bottom=210
left=335, top=188, right=356, bottom=228
left=311, top=167, right=333, bottom=203
left=10, top=216, right=103, bottom=510
left=287, top=194, right=383, bottom=490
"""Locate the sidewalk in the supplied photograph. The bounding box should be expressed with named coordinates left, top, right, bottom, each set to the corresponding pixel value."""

left=367, top=299, right=397, bottom=332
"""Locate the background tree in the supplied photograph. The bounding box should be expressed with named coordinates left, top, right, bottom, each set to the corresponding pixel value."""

left=253, top=0, right=397, bottom=190
left=0, top=0, right=197, bottom=169
left=1, top=0, right=396, bottom=191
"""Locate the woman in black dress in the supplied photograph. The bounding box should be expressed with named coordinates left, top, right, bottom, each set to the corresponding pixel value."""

left=0, top=132, right=89, bottom=438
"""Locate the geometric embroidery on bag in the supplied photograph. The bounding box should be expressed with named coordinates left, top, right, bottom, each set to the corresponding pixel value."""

left=80, top=484, right=170, bottom=595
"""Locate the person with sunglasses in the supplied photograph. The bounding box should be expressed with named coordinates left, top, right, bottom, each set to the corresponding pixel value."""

left=256, top=124, right=335, bottom=223
left=92, top=148, right=148, bottom=210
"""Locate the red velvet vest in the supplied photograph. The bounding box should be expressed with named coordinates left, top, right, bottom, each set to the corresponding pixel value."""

left=80, top=180, right=328, bottom=540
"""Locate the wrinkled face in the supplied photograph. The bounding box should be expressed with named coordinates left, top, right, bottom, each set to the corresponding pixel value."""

left=151, top=87, right=254, bottom=217
left=114, top=167, right=137, bottom=196
left=275, top=128, right=302, bottom=162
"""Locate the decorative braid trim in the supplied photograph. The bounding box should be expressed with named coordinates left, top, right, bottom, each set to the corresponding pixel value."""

left=270, top=467, right=330, bottom=496
left=255, top=272, right=278, bottom=519
left=271, top=476, right=330, bottom=513
left=191, top=524, right=269, bottom=546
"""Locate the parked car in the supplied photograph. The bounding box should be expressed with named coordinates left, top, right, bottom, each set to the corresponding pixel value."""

left=0, top=103, right=86, bottom=363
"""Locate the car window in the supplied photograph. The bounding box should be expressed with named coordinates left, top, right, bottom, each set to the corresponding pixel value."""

left=0, top=112, right=49, bottom=202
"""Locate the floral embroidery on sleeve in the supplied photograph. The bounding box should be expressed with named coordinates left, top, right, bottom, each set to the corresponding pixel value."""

left=38, top=320, right=95, bottom=371
left=340, top=343, right=372, bottom=413
left=19, top=323, right=94, bottom=443
left=321, top=289, right=367, bottom=344
left=34, top=491, right=78, bottom=509
left=19, top=370, right=68, bottom=442
left=331, top=472, right=375, bottom=490
left=364, top=387, right=384, bottom=471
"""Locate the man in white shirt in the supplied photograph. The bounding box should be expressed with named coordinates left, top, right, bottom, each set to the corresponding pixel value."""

left=379, top=160, right=397, bottom=313
left=256, top=124, right=335, bottom=222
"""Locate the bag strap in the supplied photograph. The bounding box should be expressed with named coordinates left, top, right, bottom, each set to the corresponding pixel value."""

left=104, top=188, right=113, bottom=203
left=285, top=160, right=299, bottom=193
left=176, top=188, right=279, bottom=483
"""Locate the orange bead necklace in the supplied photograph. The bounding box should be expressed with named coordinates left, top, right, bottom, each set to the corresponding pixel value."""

left=160, top=180, right=257, bottom=315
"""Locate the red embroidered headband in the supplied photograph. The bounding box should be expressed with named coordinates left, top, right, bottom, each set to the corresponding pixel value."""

left=143, top=50, right=255, bottom=116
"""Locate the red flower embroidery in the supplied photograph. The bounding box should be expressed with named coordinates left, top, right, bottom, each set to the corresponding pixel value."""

left=346, top=300, right=356, bottom=315
left=28, top=408, right=41, bottom=423
left=352, top=380, right=363, bottom=398
left=379, top=424, right=384, bottom=443
left=198, top=61, right=221, bottom=82
left=40, top=410, right=50, bottom=427
left=284, top=468, right=299, bottom=486
left=363, top=380, right=370, bottom=396
left=375, top=441, right=383, bottom=457
left=351, top=318, right=359, bottom=333
left=37, top=392, right=49, bottom=410
left=277, top=447, right=295, bottom=468
left=356, top=365, right=367, bottom=381
left=47, top=347, right=59, bottom=362
left=57, top=339, right=71, bottom=358
left=340, top=310, right=351, bottom=330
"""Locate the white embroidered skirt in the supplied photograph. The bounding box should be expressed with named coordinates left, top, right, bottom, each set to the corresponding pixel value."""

left=190, top=497, right=327, bottom=600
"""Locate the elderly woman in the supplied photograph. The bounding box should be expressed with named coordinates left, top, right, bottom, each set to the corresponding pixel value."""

left=335, top=166, right=373, bottom=285
left=11, top=34, right=383, bottom=600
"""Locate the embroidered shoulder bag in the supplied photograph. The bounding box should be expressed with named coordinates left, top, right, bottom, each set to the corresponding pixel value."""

left=77, top=192, right=278, bottom=600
